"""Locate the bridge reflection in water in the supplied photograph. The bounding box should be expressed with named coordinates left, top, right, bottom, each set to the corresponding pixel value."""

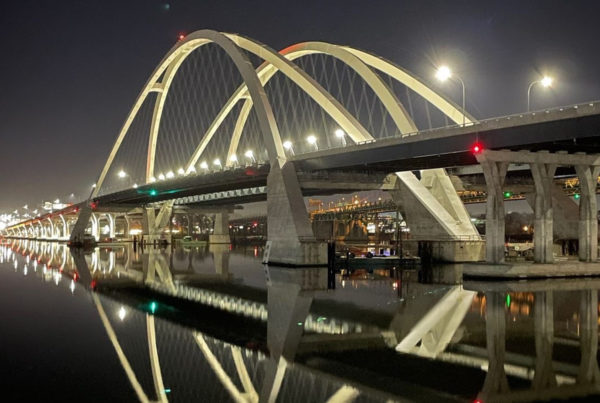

left=1, top=240, right=600, bottom=402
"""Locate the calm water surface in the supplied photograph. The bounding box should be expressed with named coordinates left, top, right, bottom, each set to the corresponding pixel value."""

left=1, top=239, right=599, bottom=402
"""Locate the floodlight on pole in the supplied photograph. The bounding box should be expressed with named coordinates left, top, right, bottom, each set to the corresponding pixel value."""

left=334, top=129, right=346, bottom=146
left=244, top=150, right=255, bottom=163
left=307, top=134, right=318, bottom=150
left=435, top=65, right=466, bottom=127
left=527, top=75, right=554, bottom=112
left=283, top=140, right=295, bottom=155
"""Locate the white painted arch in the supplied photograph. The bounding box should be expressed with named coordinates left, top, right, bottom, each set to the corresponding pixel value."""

left=93, top=31, right=473, bottom=196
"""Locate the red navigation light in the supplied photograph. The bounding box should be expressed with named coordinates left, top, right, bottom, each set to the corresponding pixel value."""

left=177, top=33, right=185, bottom=41
left=471, top=142, right=483, bottom=154
left=90, top=201, right=98, bottom=210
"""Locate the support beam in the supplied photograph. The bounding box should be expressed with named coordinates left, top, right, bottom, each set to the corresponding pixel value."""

left=209, top=212, right=231, bottom=244
left=531, top=161, right=557, bottom=263
left=575, top=165, right=600, bottom=262
left=478, top=153, right=508, bottom=264
left=533, top=291, right=556, bottom=389
left=264, top=161, right=326, bottom=266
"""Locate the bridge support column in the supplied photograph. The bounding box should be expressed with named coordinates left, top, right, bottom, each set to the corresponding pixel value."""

left=478, top=292, right=509, bottom=401
left=69, top=204, right=93, bottom=244
left=531, top=160, right=557, bottom=263
left=209, top=212, right=230, bottom=244
left=187, top=214, right=194, bottom=236
left=209, top=244, right=230, bottom=276
left=391, top=169, right=483, bottom=262
left=264, top=162, right=326, bottom=266
left=533, top=291, right=556, bottom=389
left=143, top=202, right=173, bottom=244
left=478, top=154, right=508, bottom=264
left=575, top=164, right=600, bottom=262
left=578, top=290, right=600, bottom=384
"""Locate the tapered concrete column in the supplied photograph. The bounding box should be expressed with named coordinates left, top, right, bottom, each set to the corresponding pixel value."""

left=209, top=212, right=230, bottom=244
left=575, top=165, right=600, bottom=262
left=209, top=244, right=230, bottom=276
left=531, top=161, right=557, bottom=263
left=577, top=290, right=600, bottom=384
left=264, top=161, right=326, bottom=266
left=477, top=154, right=508, bottom=264
left=187, top=214, right=194, bottom=236
left=478, top=292, right=509, bottom=401
left=143, top=202, right=174, bottom=243
left=260, top=267, right=323, bottom=402
left=106, top=213, right=116, bottom=238
left=533, top=291, right=556, bottom=389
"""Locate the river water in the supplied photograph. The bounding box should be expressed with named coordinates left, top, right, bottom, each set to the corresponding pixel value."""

left=0, top=239, right=599, bottom=402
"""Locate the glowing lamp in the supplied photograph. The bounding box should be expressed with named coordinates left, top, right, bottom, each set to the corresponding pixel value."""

left=471, top=142, right=483, bottom=154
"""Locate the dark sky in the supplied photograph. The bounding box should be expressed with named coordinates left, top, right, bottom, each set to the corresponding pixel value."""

left=1, top=0, right=600, bottom=212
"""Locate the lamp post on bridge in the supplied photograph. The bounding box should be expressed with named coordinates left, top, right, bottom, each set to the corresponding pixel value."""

left=283, top=140, right=295, bottom=156
left=527, top=76, right=553, bottom=112
left=435, top=65, right=466, bottom=127
left=335, top=129, right=346, bottom=147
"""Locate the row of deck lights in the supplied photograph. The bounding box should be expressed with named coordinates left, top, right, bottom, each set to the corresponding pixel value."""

left=115, top=129, right=349, bottom=188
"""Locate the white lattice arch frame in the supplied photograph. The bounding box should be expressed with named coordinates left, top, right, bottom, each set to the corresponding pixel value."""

left=94, top=31, right=474, bottom=197
left=93, top=30, right=375, bottom=196
left=185, top=40, right=474, bottom=168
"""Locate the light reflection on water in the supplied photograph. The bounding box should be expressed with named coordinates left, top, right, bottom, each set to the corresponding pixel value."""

left=1, top=239, right=600, bottom=402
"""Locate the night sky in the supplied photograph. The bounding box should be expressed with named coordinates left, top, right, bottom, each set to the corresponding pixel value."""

left=1, top=0, right=600, bottom=212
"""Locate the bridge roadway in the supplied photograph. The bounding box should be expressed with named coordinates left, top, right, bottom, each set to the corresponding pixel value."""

left=96, top=101, right=600, bottom=208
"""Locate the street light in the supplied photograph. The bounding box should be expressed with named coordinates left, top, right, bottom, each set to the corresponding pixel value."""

left=335, top=129, right=346, bottom=146
left=435, top=65, right=466, bottom=127
left=283, top=140, right=295, bottom=155
left=527, top=75, right=553, bottom=112
left=244, top=150, right=255, bottom=163
left=307, top=134, right=318, bottom=151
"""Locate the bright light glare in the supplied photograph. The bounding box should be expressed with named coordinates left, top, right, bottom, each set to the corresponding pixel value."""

left=283, top=140, right=293, bottom=150
left=118, top=306, right=127, bottom=321
left=213, top=158, right=221, bottom=166
left=541, top=76, right=553, bottom=87
left=133, top=183, right=138, bottom=189
left=335, top=129, right=345, bottom=138
left=244, top=150, right=254, bottom=158
left=150, top=177, right=156, bottom=183
left=158, top=173, right=166, bottom=180
left=435, top=65, right=452, bottom=82
left=177, top=167, right=185, bottom=175
left=166, top=171, right=175, bottom=179
left=229, top=154, right=238, bottom=162
left=307, top=135, right=317, bottom=144
left=118, top=170, right=127, bottom=178
left=200, top=161, right=209, bottom=170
